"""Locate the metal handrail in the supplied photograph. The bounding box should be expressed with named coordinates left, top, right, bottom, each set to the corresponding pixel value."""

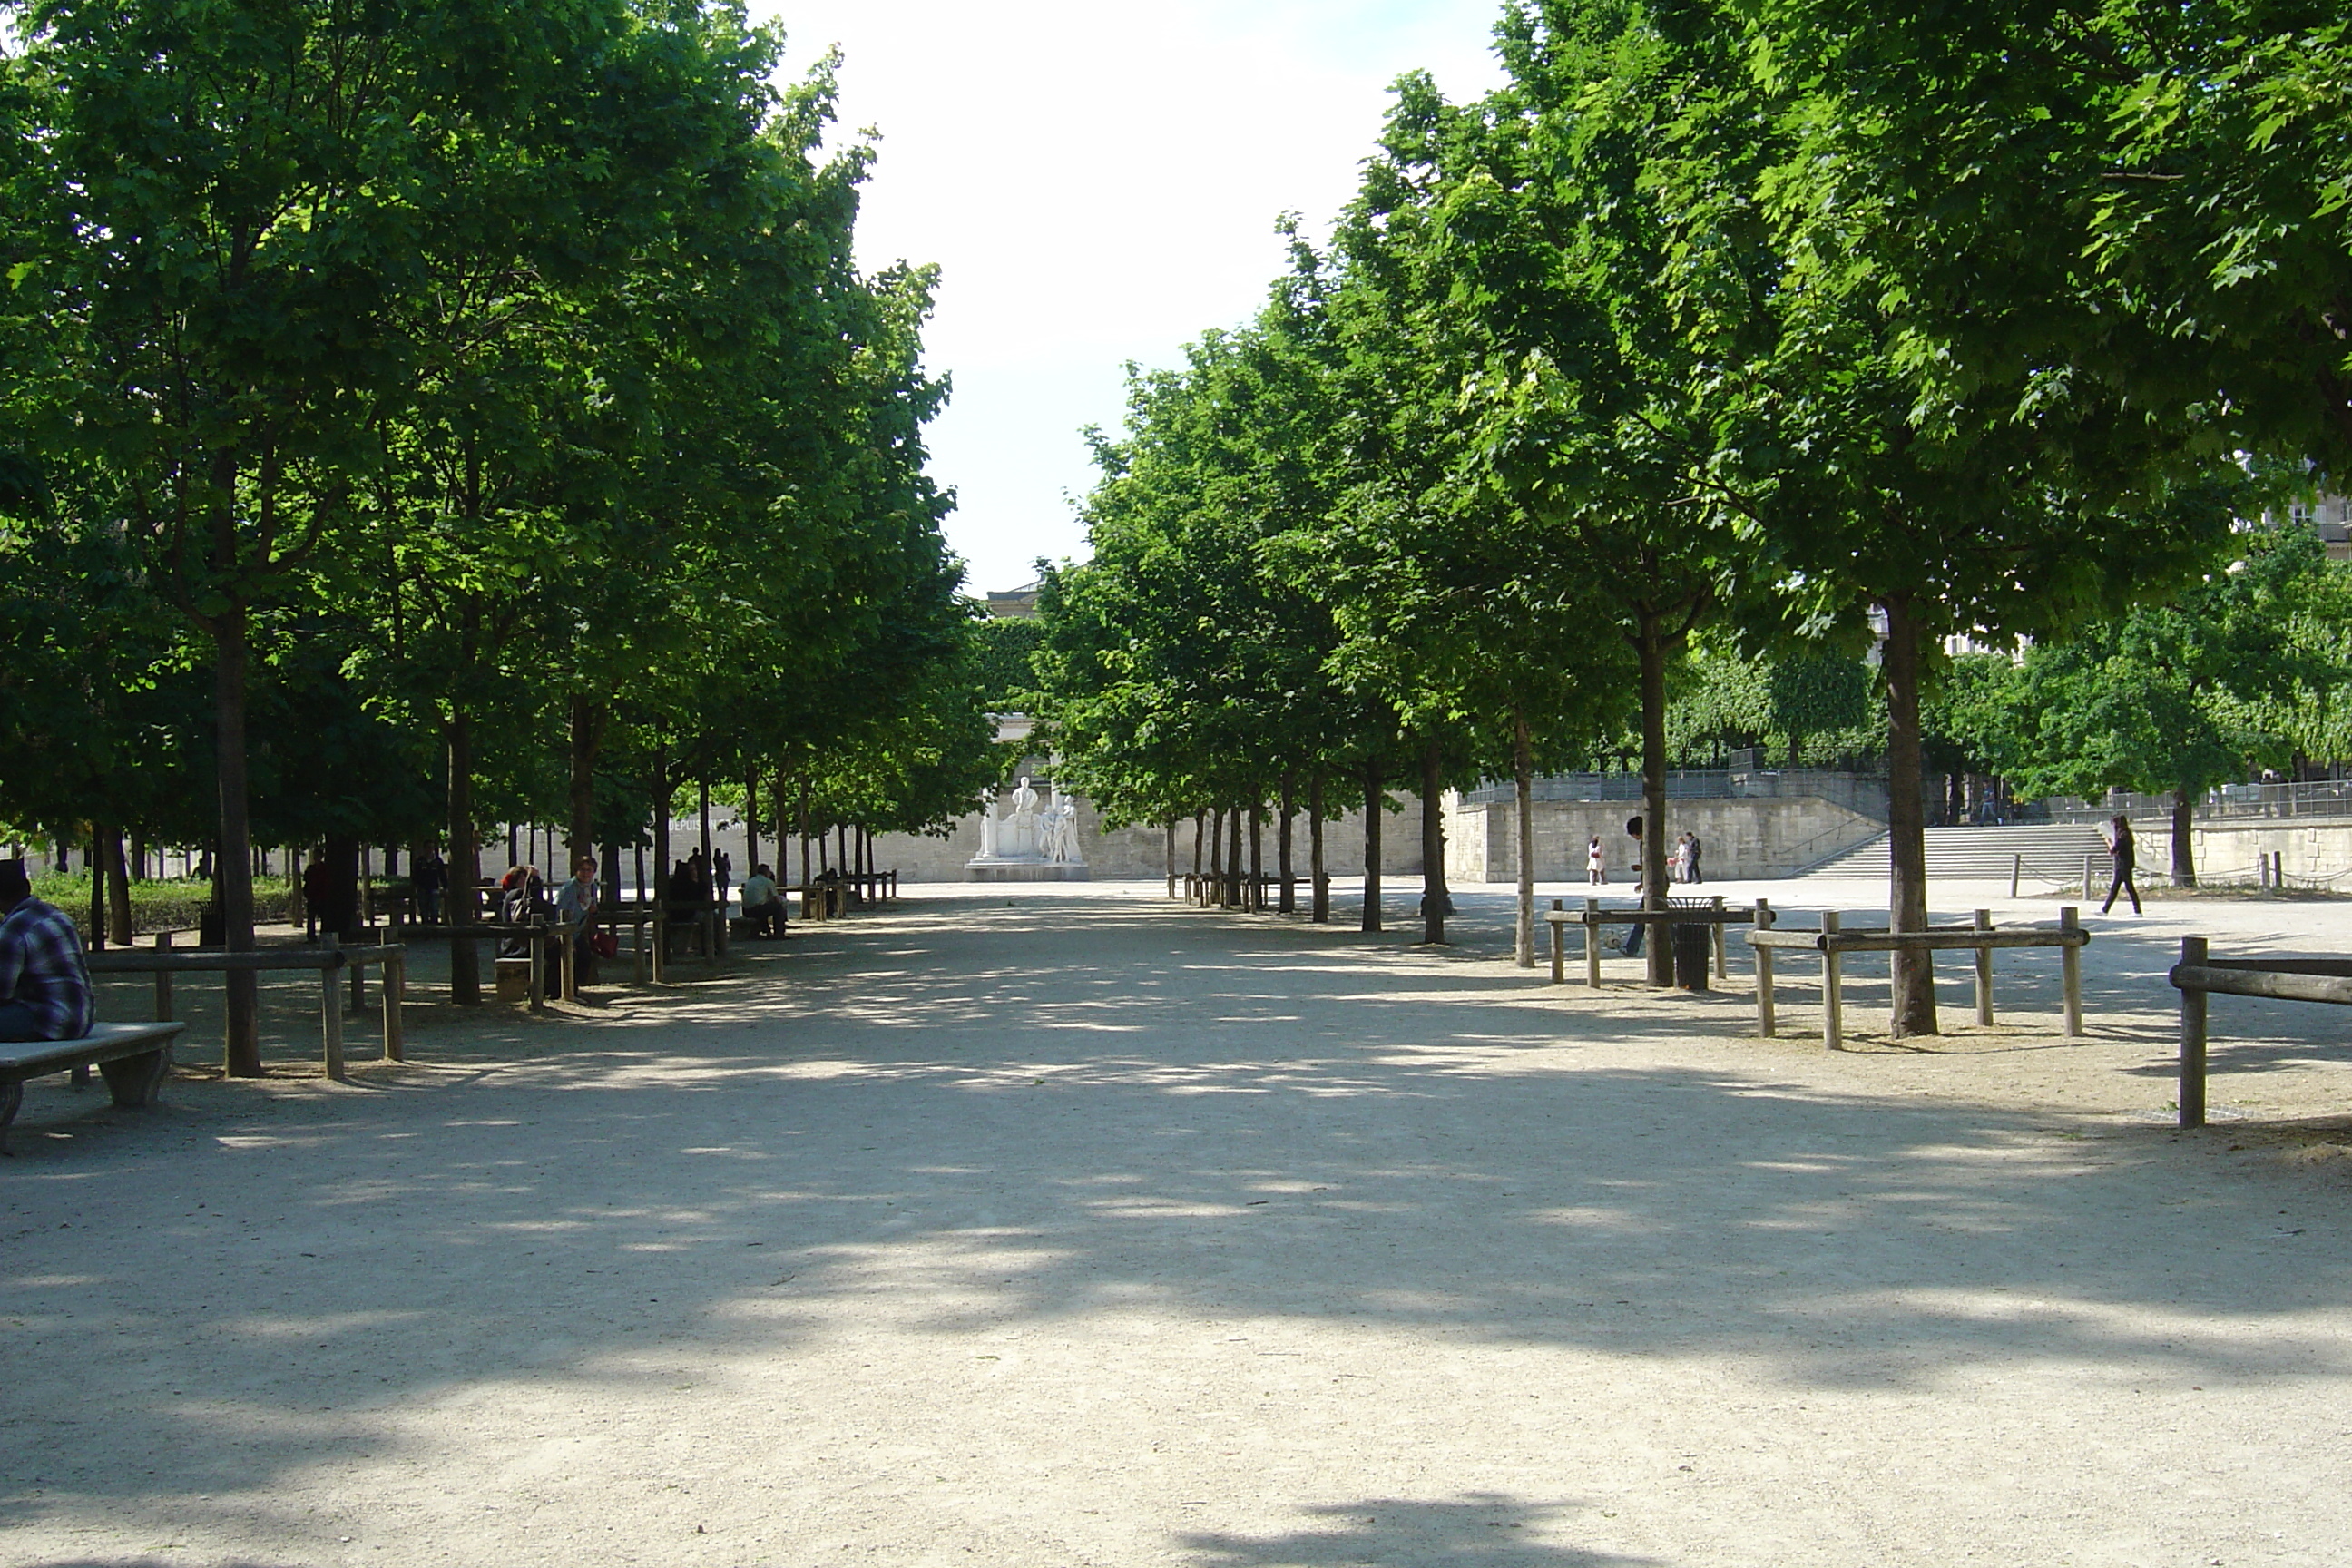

left=2038, top=779, right=2352, bottom=824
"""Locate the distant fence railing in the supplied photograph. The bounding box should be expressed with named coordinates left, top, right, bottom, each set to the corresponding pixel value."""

left=2036, top=779, right=2352, bottom=825
left=1459, top=769, right=1891, bottom=822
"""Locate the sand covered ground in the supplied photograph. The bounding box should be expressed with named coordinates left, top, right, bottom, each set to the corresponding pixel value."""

left=5, top=878, right=2351, bottom=1566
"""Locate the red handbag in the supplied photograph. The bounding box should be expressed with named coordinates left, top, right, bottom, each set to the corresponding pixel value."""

left=590, top=932, right=619, bottom=960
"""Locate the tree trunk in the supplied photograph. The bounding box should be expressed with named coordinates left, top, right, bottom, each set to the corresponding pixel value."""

left=746, top=773, right=760, bottom=874
left=774, top=765, right=789, bottom=884
left=214, top=610, right=261, bottom=1073
left=1419, top=737, right=1448, bottom=945
left=798, top=776, right=811, bottom=888
left=446, top=710, right=482, bottom=1006
left=1192, top=810, right=1205, bottom=886
left=1277, top=772, right=1295, bottom=914
left=1882, top=593, right=1937, bottom=1035
left=1249, top=799, right=1263, bottom=912
left=568, top=698, right=603, bottom=868
left=87, top=831, right=105, bottom=949
left=1209, top=807, right=1224, bottom=903
left=1361, top=758, right=1383, bottom=932
left=652, top=741, right=671, bottom=895
left=1226, top=806, right=1243, bottom=907
left=1514, top=706, right=1535, bottom=968
left=102, top=826, right=132, bottom=946
left=1636, top=611, right=1672, bottom=986
left=2171, top=789, right=2198, bottom=887
left=1309, top=770, right=1328, bottom=923
left=1164, top=819, right=1176, bottom=897
left=701, top=779, right=714, bottom=877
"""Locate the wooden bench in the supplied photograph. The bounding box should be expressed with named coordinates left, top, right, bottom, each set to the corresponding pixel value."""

left=85, top=943, right=405, bottom=1079
left=1544, top=897, right=1761, bottom=988
left=0, top=1021, right=187, bottom=1153
left=729, top=911, right=789, bottom=939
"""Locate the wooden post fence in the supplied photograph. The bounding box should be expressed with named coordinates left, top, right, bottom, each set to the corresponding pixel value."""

left=1748, top=912, right=2091, bottom=1051
left=2165, top=940, right=2352, bottom=1129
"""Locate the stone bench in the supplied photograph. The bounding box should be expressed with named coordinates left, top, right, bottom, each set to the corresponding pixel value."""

left=0, top=1021, right=187, bottom=1153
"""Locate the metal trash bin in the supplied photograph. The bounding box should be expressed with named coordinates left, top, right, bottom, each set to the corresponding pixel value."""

left=1671, top=920, right=1710, bottom=992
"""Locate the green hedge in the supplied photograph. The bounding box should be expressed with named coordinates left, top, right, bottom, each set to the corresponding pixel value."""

left=31, top=874, right=295, bottom=938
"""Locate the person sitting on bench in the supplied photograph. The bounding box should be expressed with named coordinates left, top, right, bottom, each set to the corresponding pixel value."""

left=495, top=866, right=543, bottom=958
left=0, top=858, right=94, bottom=1043
left=740, top=864, right=784, bottom=936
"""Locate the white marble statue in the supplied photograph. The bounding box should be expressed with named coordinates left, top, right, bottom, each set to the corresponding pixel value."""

left=997, top=775, right=1044, bottom=859
left=1041, top=786, right=1082, bottom=865
left=1006, top=776, right=1040, bottom=821
left=966, top=772, right=1088, bottom=878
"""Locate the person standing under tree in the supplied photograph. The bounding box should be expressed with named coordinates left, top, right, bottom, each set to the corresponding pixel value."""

left=1586, top=834, right=1607, bottom=886
left=1686, top=833, right=1703, bottom=886
left=556, top=854, right=603, bottom=982
left=2101, top=814, right=2142, bottom=915
left=414, top=848, right=446, bottom=923
left=1622, top=816, right=1647, bottom=957
left=301, top=851, right=330, bottom=942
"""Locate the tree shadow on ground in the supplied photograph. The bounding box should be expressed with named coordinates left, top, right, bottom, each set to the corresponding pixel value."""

left=1177, top=1494, right=1651, bottom=1567
left=6, top=891, right=2350, bottom=1542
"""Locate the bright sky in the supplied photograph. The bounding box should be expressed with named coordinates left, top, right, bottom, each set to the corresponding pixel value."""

left=765, top=1, right=1510, bottom=597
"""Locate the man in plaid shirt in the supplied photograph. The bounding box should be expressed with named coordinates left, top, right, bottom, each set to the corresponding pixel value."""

left=0, top=859, right=94, bottom=1042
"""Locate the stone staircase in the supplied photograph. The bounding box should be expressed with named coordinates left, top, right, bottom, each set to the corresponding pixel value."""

left=1802, top=823, right=2113, bottom=881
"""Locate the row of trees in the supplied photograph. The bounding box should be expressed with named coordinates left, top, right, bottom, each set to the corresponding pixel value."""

left=0, top=0, right=1006, bottom=1072
left=1034, top=0, right=2352, bottom=1034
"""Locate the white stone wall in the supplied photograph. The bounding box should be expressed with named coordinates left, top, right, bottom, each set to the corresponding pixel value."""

left=2165, top=818, right=2352, bottom=886
left=1443, top=795, right=1887, bottom=884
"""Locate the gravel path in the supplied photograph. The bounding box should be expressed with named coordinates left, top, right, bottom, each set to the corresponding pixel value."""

left=5, top=882, right=2351, bottom=1566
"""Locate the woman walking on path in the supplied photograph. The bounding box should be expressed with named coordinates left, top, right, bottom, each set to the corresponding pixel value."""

left=2101, top=814, right=2142, bottom=915
left=1586, top=835, right=1607, bottom=886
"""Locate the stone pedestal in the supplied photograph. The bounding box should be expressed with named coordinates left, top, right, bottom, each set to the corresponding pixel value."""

left=965, top=861, right=1092, bottom=882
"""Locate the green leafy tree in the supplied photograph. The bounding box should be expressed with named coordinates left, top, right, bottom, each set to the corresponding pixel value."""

left=1416, top=1, right=1776, bottom=978
left=15, top=0, right=792, bottom=1064
left=1951, top=527, right=2337, bottom=884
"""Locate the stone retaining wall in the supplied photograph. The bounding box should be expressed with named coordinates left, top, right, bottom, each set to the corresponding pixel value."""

left=1443, top=794, right=1886, bottom=884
